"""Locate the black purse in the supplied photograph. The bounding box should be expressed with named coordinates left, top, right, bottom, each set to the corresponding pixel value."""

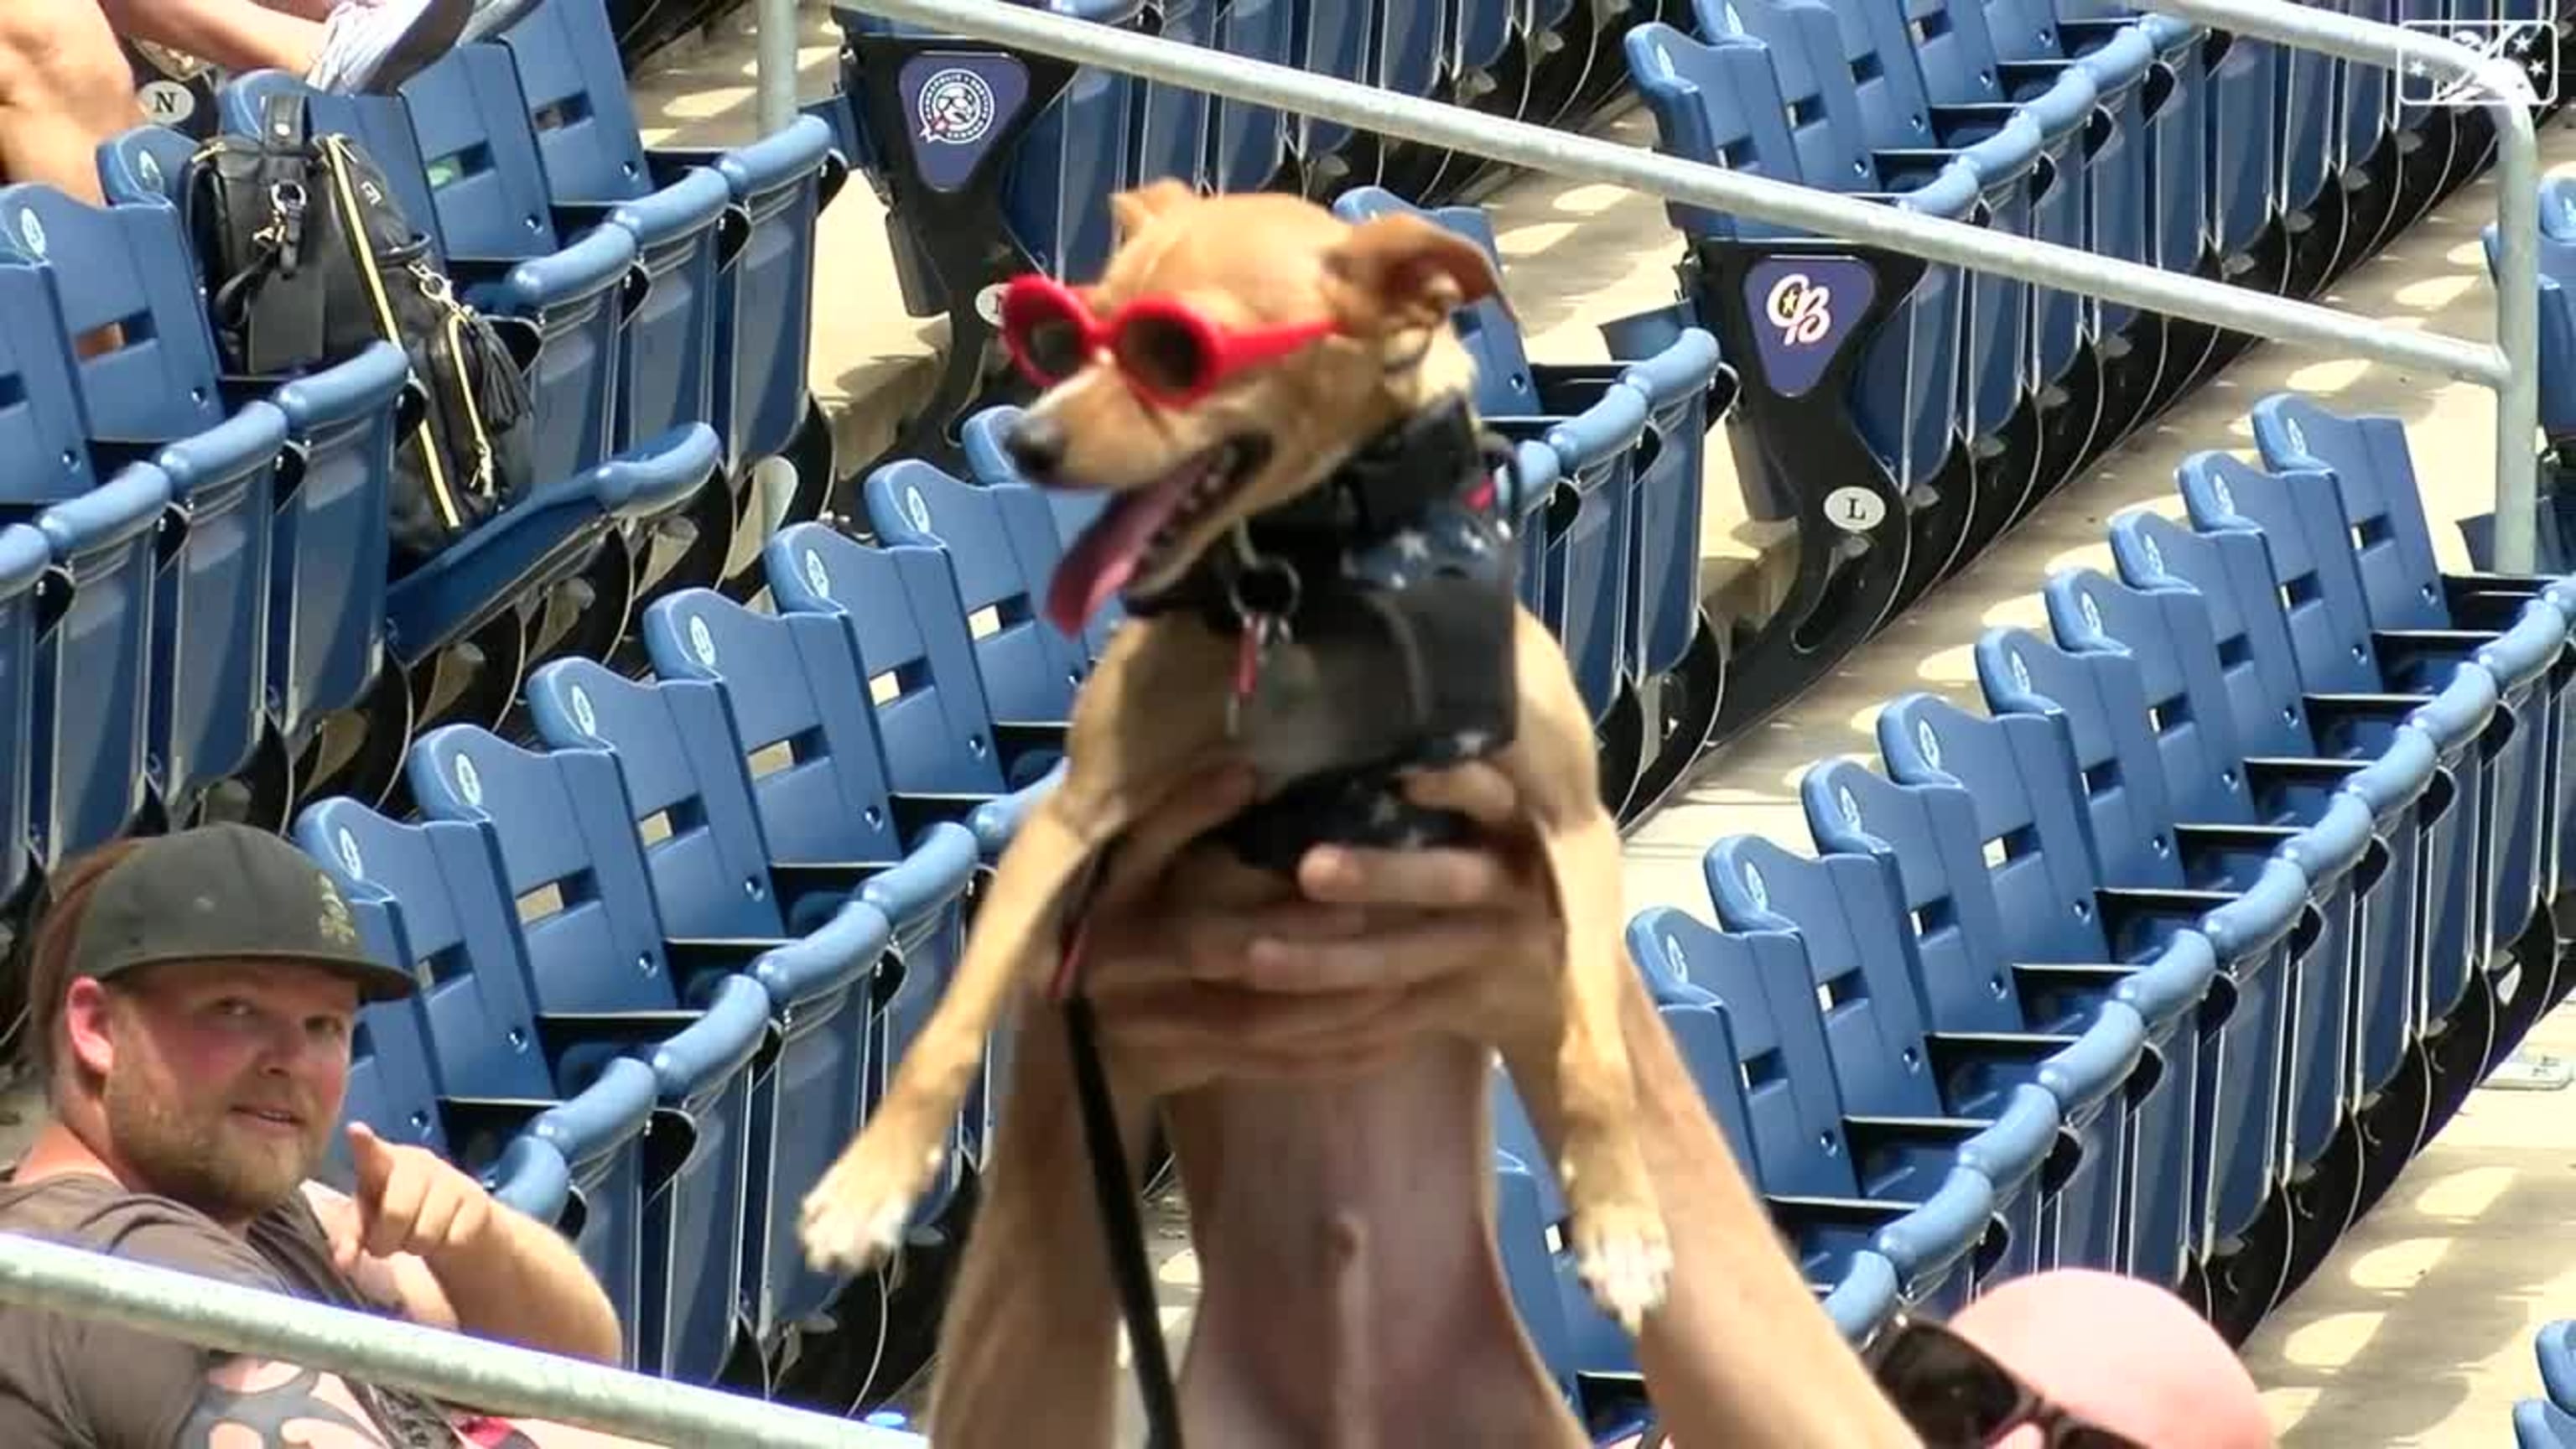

left=180, top=92, right=536, bottom=571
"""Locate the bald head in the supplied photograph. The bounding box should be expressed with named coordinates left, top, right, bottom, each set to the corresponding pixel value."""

left=1949, top=1270, right=2275, bottom=1448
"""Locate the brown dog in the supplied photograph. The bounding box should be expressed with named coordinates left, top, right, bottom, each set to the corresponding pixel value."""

left=798, top=181, right=1670, bottom=1446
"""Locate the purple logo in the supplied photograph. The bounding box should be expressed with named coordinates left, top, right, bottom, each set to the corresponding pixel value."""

left=901, top=54, right=1030, bottom=194
left=1742, top=257, right=1877, bottom=399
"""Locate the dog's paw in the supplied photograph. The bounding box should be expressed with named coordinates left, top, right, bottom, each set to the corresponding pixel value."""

left=799, top=1136, right=946, bottom=1275
left=1571, top=1203, right=1674, bottom=1335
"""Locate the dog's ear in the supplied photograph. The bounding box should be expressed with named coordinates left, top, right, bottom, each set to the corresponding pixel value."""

left=1322, top=212, right=1508, bottom=335
left=1110, top=179, right=1201, bottom=242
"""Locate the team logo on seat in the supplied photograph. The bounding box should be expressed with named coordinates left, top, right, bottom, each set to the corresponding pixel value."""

left=918, top=67, right=998, bottom=148
left=1764, top=272, right=1835, bottom=347
left=1741, top=257, right=1875, bottom=400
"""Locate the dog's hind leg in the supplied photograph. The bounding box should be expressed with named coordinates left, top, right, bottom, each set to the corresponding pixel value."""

left=801, top=795, right=1108, bottom=1275
left=923, top=992, right=1157, bottom=1449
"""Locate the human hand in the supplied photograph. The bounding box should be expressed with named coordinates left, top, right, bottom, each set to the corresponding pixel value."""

left=1075, top=760, right=1559, bottom=1096
left=323, top=1122, right=498, bottom=1275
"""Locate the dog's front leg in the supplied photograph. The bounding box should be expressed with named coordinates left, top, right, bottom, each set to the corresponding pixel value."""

left=1497, top=610, right=1673, bottom=1332
left=801, top=794, right=1107, bottom=1274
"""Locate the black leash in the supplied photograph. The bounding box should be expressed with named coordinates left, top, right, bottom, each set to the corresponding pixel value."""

left=1063, top=991, right=1187, bottom=1449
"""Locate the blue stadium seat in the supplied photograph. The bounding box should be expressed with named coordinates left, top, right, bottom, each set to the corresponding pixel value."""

left=2173, top=450, right=2558, bottom=1084
left=2248, top=394, right=2576, bottom=936
left=1700, top=835, right=2113, bottom=1285
left=0, top=182, right=296, bottom=833
left=91, top=127, right=417, bottom=816
left=862, top=459, right=1093, bottom=718
left=635, top=584, right=986, bottom=1227
left=2521, top=1399, right=2576, bottom=1449
left=295, top=796, right=670, bottom=1368
left=1208, top=0, right=1295, bottom=191
left=956, top=403, right=1122, bottom=660
left=1900, top=0, right=2101, bottom=474
left=2542, top=1318, right=2576, bottom=1410
left=1970, top=615, right=2382, bottom=1296
left=521, top=653, right=967, bottom=1345
left=434, top=30, right=731, bottom=468
left=2103, top=507, right=2500, bottom=1156
left=402, top=724, right=778, bottom=1385
left=764, top=523, right=1069, bottom=811
left=13, top=465, right=168, bottom=871
left=1624, top=18, right=1980, bottom=724
left=0, top=526, right=49, bottom=918
left=487, top=0, right=849, bottom=473
left=2267, top=22, right=2343, bottom=291
left=1628, top=906, right=2005, bottom=1314
left=1691, top=0, right=2027, bottom=574
left=2039, top=556, right=2443, bottom=1237
left=1870, top=690, right=2314, bottom=1293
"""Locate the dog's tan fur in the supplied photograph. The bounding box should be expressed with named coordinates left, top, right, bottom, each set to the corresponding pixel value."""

left=799, top=184, right=1670, bottom=1446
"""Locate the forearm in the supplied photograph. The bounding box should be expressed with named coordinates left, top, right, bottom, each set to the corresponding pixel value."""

left=1617, top=972, right=1923, bottom=1449
left=428, top=1206, right=627, bottom=1367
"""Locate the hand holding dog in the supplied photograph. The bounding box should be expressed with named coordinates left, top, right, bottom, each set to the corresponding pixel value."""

left=1076, top=760, right=1558, bottom=1097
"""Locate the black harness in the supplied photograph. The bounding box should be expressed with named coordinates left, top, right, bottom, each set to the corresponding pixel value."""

left=1050, top=398, right=1526, bottom=1449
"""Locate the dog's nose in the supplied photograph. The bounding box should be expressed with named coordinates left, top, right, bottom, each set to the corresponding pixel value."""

left=1005, top=414, right=1068, bottom=481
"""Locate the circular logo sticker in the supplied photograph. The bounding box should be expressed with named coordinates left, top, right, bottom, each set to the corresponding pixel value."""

left=689, top=614, right=717, bottom=667
left=1822, top=486, right=1887, bottom=534
left=2010, top=650, right=2032, bottom=693
left=2141, top=532, right=2165, bottom=574
left=453, top=751, right=484, bottom=808
left=2210, top=475, right=2234, bottom=513
left=15, top=210, right=44, bottom=258
left=138, top=81, right=197, bottom=127
left=1742, top=861, right=1769, bottom=910
left=803, top=548, right=831, bottom=601
left=2081, top=590, right=2104, bottom=635
left=570, top=685, right=597, bottom=736
left=1663, top=935, right=1689, bottom=985
left=917, top=67, right=998, bottom=148
left=974, top=283, right=1007, bottom=326
left=906, top=486, right=932, bottom=533
left=1915, top=719, right=1943, bottom=769
left=336, top=828, right=364, bottom=880
left=2283, top=417, right=2308, bottom=455
left=1838, top=784, right=1862, bottom=829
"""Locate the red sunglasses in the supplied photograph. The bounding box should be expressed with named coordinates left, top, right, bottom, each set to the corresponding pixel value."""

left=997, top=273, right=1343, bottom=410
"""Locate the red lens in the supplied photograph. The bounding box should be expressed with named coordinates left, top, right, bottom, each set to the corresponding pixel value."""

left=1114, top=313, right=1216, bottom=401
left=1000, top=280, right=1095, bottom=384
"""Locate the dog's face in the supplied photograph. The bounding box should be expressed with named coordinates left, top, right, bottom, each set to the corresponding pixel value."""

left=1003, top=182, right=1503, bottom=634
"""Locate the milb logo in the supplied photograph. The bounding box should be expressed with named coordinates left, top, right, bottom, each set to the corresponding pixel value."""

left=2394, top=18, right=2558, bottom=109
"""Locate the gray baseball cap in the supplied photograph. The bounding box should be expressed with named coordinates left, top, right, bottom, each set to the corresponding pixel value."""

left=69, top=824, right=417, bottom=1004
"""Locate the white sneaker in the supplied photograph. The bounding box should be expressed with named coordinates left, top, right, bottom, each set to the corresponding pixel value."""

left=304, top=0, right=474, bottom=95
left=459, top=0, right=546, bottom=45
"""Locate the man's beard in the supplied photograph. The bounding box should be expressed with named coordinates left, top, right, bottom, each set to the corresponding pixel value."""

left=101, top=1069, right=323, bottom=1222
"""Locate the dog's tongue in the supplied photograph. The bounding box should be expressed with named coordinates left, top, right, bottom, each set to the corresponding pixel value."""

left=1045, top=472, right=1197, bottom=636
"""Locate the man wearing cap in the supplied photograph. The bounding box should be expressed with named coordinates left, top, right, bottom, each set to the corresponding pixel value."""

left=0, top=826, right=656, bottom=1448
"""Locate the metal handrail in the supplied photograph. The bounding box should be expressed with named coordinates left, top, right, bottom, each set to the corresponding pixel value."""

left=801, top=0, right=2547, bottom=568
left=0, top=1232, right=922, bottom=1446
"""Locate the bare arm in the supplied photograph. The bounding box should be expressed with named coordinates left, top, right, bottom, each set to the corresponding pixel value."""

left=413, top=1194, right=624, bottom=1368
left=314, top=1128, right=626, bottom=1368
